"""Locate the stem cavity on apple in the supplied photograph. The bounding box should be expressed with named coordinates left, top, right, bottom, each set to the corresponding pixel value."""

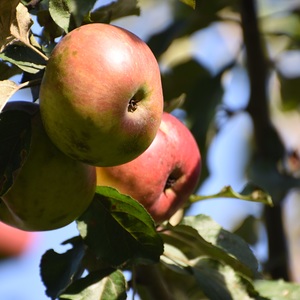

left=128, top=89, right=147, bottom=113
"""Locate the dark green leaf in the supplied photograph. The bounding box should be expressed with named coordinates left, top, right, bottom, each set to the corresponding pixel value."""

left=234, top=215, right=261, bottom=245
left=37, top=9, right=64, bottom=43
left=0, top=109, right=31, bottom=196
left=77, top=186, right=164, bottom=267
left=0, top=44, right=46, bottom=73
left=0, top=61, right=22, bottom=80
left=40, top=236, right=86, bottom=300
left=86, top=0, right=140, bottom=24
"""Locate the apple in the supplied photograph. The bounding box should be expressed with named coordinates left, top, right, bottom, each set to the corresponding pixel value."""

left=96, top=112, right=201, bottom=223
left=0, top=101, right=96, bottom=231
left=39, top=23, right=163, bottom=167
left=0, top=222, right=34, bottom=258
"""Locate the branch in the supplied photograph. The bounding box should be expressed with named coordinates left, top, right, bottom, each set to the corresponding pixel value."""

left=241, top=0, right=284, bottom=160
left=240, top=0, right=288, bottom=280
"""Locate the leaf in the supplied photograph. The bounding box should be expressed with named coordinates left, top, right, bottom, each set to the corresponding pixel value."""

left=180, top=0, right=196, bottom=10
left=49, top=0, right=97, bottom=33
left=0, top=61, right=22, bottom=81
left=254, top=279, right=300, bottom=300
left=190, top=184, right=273, bottom=206
left=77, top=186, right=164, bottom=267
left=164, top=93, right=186, bottom=113
left=0, top=80, right=19, bottom=111
left=161, top=215, right=258, bottom=279
left=37, top=9, right=64, bottom=42
left=86, top=0, right=140, bottom=24
left=0, top=109, right=31, bottom=196
left=60, top=270, right=127, bottom=300
left=234, top=215, right=261, bottom=245
left=40, top=236, right=86, bottom=299
left=9, top=3, right=33, bottom=47
left=180, top=215, right=259, bottom=277
left=0, top=44, right=46, bottom=74
left=192, top=258, right=256, bottom=300
left=0, top=0, right=20, bottom=51
left=0, top=2, right=39, bottom=53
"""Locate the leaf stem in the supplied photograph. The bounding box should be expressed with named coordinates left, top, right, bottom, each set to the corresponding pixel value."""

left=18, top=78, right=42, bottom=90
left=26, top=43, right=49, bottom=61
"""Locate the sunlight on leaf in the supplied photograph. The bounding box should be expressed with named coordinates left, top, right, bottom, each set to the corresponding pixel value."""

left=0, top=2, right=34, bottom=51
left=190, top=184, right=273, bottom=206
left=61, top=270, right=127, bottom=300
left=0, top=80, right=19, bottom=112
left=255, top=279, right=300, bottom=300
left=180, top=0, right=196, bottom=9
left=192, top=258, right=255, bottom=300
left=160, top=214, right=259, bottom=279
left=0, top=0, right=19, bottom=51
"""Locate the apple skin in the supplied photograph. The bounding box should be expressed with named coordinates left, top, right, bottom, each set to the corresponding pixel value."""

left=0, top=222, right=34, bottom=258
left=96, top=112, right=201, bottom=223
left=39, top=23, right=163, bottom=167
left=0, top=101, right=96, bottom=231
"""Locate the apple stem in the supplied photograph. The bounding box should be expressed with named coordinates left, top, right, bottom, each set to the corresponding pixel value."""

left=128, top=98, right=138, bottom=112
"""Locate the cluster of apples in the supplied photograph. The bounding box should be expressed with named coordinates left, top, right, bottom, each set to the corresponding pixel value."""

left=0, top=24, right=201, bottom=231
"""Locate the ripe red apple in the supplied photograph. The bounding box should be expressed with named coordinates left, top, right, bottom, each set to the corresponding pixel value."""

left=0, top=222, right=34, bottom=258
left=96, top=112, right=201, bottom=223
left=0, top=101, right=96, bottom=231
left=39, top=23, right=163, bottom=167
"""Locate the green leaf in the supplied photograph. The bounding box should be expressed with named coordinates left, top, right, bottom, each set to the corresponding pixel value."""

left=77, top=186, right=164, bottom=267
left=86, top=0, right=140, bottom=24
left=190, top=184, right=273, bottom=206
left=49, top=0, right=97, bottom=33
left=254, top=279, right=300, bottom=300
left=60, top=270, right=127, bottom=300
left=192, top=258, right=256, bottom=300
left=0, top=109, right=31, bottom=196
left=161, top=215, right=259, bottom=279
left=0, top=44, right=46, bottom=74
left=181, top=215, right=259, bottom=277
left=40, top=237, right=86, bottom=299
left=180, top=0, right=196, bottom=9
